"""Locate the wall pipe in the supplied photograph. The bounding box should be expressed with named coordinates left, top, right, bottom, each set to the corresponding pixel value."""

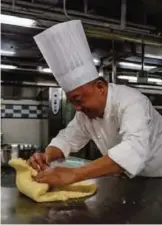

left=2, top=1, right=162, bottom=46
left=112, top=40, right=117, bottom=83
left=2, top=0, right=156, bottom=31
left=121, top=0, right=126, bottom=30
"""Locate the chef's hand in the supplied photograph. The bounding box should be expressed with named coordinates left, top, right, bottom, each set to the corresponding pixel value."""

left=28, top=152, right=49, bottom=172
left=28, top=146, right=64, bottom=172
left=35, top=167, right=79, bottom=186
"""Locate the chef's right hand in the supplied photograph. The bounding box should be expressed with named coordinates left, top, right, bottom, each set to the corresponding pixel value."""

left=28, top=146, right=64, bottom=171
left=28, top=152, right=49, bottom=171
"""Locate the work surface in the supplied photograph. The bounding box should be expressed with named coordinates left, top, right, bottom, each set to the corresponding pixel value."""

left=1, top=167, right=162, bottom=224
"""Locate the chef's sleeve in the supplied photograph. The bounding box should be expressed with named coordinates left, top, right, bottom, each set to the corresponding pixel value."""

left=48, top=113, right=91, bottom=158
left=108, top=98, right=151, bottom=178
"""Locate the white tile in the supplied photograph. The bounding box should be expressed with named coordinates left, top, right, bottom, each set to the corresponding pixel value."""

left=29, top=114, right=37, bottom=118
left=5, top=109, right=13, bottom=114
left=13, top=105, right=22, bottom=110
left=14, top=113, right=22, bottom=118
left=37, top=110, right=41, bottom=114
left=29, top=106, right=37, bottom=110
left=1, top=105, right=6, bottom=110
left=21, top=109, right=29, bottom=114
left=1, top=113, right=5, bottom=117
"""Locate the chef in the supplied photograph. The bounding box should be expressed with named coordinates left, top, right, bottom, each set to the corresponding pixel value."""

left=29, top=20, right=162, bottom=185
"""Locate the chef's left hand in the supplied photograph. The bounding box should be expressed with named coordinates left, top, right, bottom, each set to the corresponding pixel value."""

left=35, top=167, right=80, bottom=186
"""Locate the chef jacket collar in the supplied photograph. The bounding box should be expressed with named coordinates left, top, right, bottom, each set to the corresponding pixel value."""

left=95, top=83, right=112, bottom=121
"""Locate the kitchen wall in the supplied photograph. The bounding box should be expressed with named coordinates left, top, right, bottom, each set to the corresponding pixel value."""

left=1, top=84, right=161, bottom=156
left=1, top=85, right=49, bottom=148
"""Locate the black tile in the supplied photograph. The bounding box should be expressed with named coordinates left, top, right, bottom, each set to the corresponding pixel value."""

left=22, top=114, right=29, bottom=118
left=13, top=110, right=21, bottom=113
left=37, top=105, right=42, bottom=110
left=42, top=114, right=48, bottom=118
left=22, top=105, right=29, bottom=110
left=29, top=110, right=37, bottom=114
left=5, top=113, right=13, bottom=118
left=37, top=115, right=43, bottom=119
left=5, top=105, right=13, bottom=109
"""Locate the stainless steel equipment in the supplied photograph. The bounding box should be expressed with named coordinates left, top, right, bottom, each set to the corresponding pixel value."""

left=1, top=133, right=3, bottom=145
left=18, top=144, right=37, bottom=160
left=1, top=144, right=19, bottom=165
left=1, top=143, right=38, bottom=165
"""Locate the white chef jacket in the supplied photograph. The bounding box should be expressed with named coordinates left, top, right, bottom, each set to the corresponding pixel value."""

left=49, top=83, right=162, bottom=177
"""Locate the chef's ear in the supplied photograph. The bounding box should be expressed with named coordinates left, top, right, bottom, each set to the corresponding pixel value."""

left=95, top=78, right=107, bottom=94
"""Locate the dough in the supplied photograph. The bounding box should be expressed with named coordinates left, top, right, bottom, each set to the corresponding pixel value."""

left=9, top=158, right=97, bottom=202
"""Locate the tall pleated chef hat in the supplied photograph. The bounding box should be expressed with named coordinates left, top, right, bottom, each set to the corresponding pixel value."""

left=34, top=20, right=99, bottom=92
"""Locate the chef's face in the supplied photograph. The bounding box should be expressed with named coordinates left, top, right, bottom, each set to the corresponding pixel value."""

left=67, top=78, right=108, bottom=119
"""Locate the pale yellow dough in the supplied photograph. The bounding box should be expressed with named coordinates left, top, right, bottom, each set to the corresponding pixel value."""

left=9, top=158, right=97, bottom=202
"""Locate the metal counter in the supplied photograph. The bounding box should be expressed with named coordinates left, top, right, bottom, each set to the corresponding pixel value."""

left=1, top=167, right=162, bottom=224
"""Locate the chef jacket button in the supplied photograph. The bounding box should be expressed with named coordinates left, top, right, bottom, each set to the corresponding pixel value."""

left=97, top=135, right=101, bottom=139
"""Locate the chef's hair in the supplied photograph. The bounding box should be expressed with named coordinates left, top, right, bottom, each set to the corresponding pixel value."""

left=93, top=77, right=108, bottom=86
